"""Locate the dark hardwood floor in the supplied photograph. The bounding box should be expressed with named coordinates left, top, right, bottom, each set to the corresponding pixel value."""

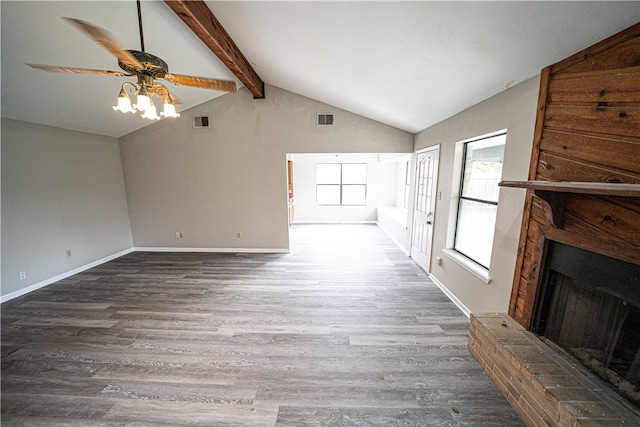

left=1, top=224, right=524, bottom=426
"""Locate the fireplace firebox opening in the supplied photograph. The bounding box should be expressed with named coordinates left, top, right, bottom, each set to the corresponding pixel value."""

left=533, top=241, right=640, bottom=409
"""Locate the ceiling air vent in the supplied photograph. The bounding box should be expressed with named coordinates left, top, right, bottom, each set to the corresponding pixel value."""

left=317, top=113, right=334, bottom=126
left=193, top=116, right=210, bottom=128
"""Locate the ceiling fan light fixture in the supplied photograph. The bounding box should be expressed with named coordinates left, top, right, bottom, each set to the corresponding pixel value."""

left=29, top=8, right=237, bottom=124
left=160, top=98, right=180, bottom=119
left=134, top=87, right=151, bottom=112
left=112, top=87, right=137, bottom=113
left=140, top=99, right=160, bottom=120
left=113, top=81, right=180, bottom=121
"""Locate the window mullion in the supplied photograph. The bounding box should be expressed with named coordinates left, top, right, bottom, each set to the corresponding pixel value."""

left=459, top=195, right=498, bottom=206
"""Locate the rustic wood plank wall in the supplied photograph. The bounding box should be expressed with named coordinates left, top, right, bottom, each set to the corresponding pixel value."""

left=509, top=22, right=640, bottom=328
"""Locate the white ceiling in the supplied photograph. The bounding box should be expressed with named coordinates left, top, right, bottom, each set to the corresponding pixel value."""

left=2, top=1, right=640, bottom=138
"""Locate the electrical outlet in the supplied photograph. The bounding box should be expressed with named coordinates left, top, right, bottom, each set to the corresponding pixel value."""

left=237, top=232, right=242, bottom=238
left=176, top=232, right=183, bottom=239
left=66, top=249, right=72, bottom=257
left=19, top=271, right=27, bottom=280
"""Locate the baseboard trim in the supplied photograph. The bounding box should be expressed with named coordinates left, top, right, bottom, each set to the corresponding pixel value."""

left=292, top=221, right=377, bottom=224
left=0, top=248, right=135, bottom=303
left=429, top=273, right=471, bottom=318
left=134, top=247, right=290, bottom=254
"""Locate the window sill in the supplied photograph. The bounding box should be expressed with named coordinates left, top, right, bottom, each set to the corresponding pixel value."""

left=442, top=249, right=492, bottom=284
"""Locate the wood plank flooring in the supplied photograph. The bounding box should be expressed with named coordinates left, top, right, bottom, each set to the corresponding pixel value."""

left=1, top=224, right=524, bottom=426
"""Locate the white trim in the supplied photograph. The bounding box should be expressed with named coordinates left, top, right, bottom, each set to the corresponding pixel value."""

left=409, top=145, right=440, bottom=274
left=429, top=273, right=471, bottom=318
left=291, top=220, right=376, bottom=224
left=0, top=248, right=135, bottom=303
left=442, top=248, right=492, bottom=284
left=458, top=128, right=508, bottom=144
left=134, top=247, right=290, bottom=254
left=415, top=144, right=441, bottom=155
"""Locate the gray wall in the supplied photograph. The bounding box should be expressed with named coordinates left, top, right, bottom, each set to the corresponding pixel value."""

left=1, top=119, right=133, bottom=299
left=120, top=85, right=413, bottom=250
left=1, top=77, right=536, bottom=316
left=413, top=76, right=540, bottom=314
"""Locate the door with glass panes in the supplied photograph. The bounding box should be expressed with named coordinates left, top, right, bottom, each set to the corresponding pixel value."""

left=411, top=147, right=439, bottom=273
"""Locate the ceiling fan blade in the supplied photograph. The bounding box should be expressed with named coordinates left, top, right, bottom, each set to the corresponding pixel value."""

left=152, top=83, right=183, bottom=105
left=27, top=63, right=128, bottom=77
left=163, top=73, right=237, bottom=93
left=63, top=17, right=144, bottom=71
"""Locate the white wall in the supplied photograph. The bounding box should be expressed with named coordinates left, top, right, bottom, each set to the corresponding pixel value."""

left=376, top=155, right=412, bottom=253
left=291, top=153, right=398, bottom=223
left=1, top=119, right=133, bottom=299
left=120, top=84, right=413, bottom=251
left=413, top=76, right=539, bottom=314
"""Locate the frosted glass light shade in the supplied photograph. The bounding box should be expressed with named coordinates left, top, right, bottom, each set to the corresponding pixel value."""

left=135, top=94, right=151, bottom=112
left=141, top=102, right=160, bottom=120
left=161, top=103, right=180, bottom=118
left=113, top=94, right=136, bottom=113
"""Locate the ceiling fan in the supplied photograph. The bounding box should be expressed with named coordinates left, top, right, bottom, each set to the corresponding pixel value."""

left=27, top=0, right=237, bottom=120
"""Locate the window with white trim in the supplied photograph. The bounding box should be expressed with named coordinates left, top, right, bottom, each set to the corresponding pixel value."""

left=403, top=161, right=411, bottom=209
left=453, top=132, right=506, bottom=269
left=316, top=163, right=367, bottom=206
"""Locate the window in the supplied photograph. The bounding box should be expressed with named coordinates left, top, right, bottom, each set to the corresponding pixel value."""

left=316, top=163, right=367, bottom=206
left=453, top=132, right=506, bottom=269
left=403, top=161, right=411, bottom=209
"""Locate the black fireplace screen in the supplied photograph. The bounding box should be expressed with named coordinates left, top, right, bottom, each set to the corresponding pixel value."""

left=534, top=242, right=640, bottom=408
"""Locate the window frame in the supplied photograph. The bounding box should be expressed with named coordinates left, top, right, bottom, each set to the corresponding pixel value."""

left=316, top=163, right=367, bottom=206
left=403, top=160, right=411, bottom=209
left=452, top=132, right=506, bottom=270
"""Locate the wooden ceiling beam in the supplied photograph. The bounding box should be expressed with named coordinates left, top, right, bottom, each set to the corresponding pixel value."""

left=165, top=0, right=265, bottom=99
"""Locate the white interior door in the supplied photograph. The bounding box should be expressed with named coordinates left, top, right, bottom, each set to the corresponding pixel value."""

left=411, top=147, right=439, bottom=273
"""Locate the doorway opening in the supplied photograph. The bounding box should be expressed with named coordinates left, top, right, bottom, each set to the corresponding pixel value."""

left=286, top=153, right=412, bottom=252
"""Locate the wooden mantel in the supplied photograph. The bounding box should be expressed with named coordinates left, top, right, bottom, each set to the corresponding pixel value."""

left=500, top=180, right=640, bottom=196
left=500, top=180, right=640, bottom=228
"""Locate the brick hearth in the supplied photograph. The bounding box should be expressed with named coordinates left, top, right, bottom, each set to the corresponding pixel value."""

left=468, top=313, right=639, bottom=426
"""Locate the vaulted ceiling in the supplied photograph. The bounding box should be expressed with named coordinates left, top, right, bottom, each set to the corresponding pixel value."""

left=2, top=1, right=640, bottom=138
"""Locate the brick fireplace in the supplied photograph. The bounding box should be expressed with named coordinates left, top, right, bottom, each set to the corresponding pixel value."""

left=532, top=241, right=640, bottom=407
left=468, top=22, right=640, bottom=426
left=469, top=313, right=639, bottom=426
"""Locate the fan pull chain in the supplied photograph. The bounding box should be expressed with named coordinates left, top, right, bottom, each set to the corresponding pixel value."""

left=137, top=0, right=145, bottom=52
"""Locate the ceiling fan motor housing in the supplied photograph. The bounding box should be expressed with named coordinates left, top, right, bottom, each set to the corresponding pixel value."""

left=120, top=50, right=168, bottom=77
